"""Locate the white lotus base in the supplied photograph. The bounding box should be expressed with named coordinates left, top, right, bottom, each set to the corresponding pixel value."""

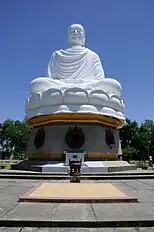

left=25, top=77, right=125, bottom=124
left=25, top=104, right=125, bottom=123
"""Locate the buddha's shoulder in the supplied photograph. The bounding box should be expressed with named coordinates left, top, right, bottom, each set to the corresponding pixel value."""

left=86, top=48, right=100, bottom=59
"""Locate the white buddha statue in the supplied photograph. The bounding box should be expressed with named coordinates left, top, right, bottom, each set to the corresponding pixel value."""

left=30, top=24, right=121, bottom=97
left=48, top=24, right=105, bottom=81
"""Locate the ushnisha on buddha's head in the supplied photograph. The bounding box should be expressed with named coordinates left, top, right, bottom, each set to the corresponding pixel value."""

left=68, top=24, right=85, bottom=47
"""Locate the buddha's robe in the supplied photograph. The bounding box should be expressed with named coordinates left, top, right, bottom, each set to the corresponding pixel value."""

left=47, top=46, right=105, bottom=84
left=29, top=46, right=121, bottom=97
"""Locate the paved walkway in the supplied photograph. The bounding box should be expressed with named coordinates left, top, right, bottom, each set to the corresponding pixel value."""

left=1, top=227, right=154, bottom=231
left=0, top=178, right=154, bottom=230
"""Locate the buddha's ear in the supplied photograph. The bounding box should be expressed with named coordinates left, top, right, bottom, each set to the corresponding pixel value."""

left=82, top=37, right=85, bottom=46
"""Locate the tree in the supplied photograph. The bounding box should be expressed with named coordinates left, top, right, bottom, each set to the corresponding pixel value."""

left=122, top=146, right=137, bottom=162
left=120, top=118, right=139, bottom=148
left=0, top=119, right=30, bottom=160
left=11, top=120, right=30, bottom=159
left=120, top=119, right=154, bottom=161
left=138, top=120, right=154, bottom=160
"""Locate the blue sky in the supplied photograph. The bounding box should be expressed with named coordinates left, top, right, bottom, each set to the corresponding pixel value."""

left=0, top=0, right=154, bottom=123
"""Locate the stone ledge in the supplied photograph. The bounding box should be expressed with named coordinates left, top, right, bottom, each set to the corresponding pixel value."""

left=1, top=169, right=154, bottom=176
left=108, top=165, right=136, bottom=173
left=1, top=174, right=154, bottom=180
left=0, top=218, right=154, bottom=228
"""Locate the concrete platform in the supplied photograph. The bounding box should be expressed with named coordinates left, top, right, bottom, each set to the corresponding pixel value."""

left=19, top=183, right=138, bottom=203
left=12, top=160, right=136, bottom=173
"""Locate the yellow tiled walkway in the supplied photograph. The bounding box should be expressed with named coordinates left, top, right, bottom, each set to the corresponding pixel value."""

left=30, top=183, right=127, bottom=198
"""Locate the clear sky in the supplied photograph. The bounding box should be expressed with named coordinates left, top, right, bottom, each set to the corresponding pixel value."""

left=0, top=0, right=154, bottom=123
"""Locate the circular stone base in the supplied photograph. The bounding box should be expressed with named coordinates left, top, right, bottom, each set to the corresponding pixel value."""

left=26, top=121, right=121, bottom=161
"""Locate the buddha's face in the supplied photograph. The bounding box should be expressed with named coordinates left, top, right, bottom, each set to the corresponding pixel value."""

left=68, top=24, right=85, bottom=47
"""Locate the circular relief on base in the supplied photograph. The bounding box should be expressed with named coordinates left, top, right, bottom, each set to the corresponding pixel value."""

left=65, top=126, right=85, bottom=149
left=34, top=128, right=46, bottom=149
left=105, top=128, right=115, bottom=149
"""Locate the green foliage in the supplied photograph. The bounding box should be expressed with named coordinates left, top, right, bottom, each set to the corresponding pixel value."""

left=122, top=146, right=137, bottom=162
left=120, top=118, right=154, bottom=161
left=0, top=119, right=30, bottom=160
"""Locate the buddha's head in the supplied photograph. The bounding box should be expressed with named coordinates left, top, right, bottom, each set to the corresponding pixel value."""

left=68, top=24, right=85, bottom=47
